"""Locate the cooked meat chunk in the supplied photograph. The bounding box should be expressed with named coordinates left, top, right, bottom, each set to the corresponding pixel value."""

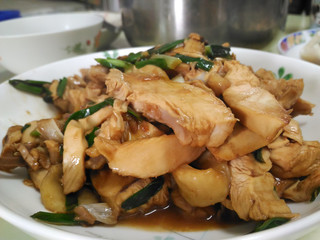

left=0, top=125, right=25, bottom=171
left=171, top=188, right=215, bottom=219
left=291, top=98, right=315, bottom=117
left=91, top=169, right=135, bottom=218
left=282, top=119, right=303, bottom=144
left=256, top=68, right=304, bottom=110
left=209, top=123, right=269, bottom=161
left=171, top=32, right=205, bottom=58
left=229, top=152, right=296, bottom=221
left=106, top=68, right=236, bottom=147
left=91, top=169, right=169, bottom=218
left=95, top=134, right=205, bottom=178
left=223, top=83, right=291, bottom=141
left=205, top=69, right=231, bottom=96
left=283, top=168, right=320, bottom=202
left=270, top=140, right=320, bottom=179
left=223, top=60, right=260, bottom=87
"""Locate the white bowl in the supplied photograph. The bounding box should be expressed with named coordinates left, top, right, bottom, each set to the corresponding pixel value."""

left=0, top=12, right=104, bottom=74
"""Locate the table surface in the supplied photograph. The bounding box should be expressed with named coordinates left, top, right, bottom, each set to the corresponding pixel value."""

left=1, top=13, right=320, bottom=240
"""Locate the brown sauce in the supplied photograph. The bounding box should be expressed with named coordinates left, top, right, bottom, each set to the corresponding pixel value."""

left=118, top=206, right=233, bottom=232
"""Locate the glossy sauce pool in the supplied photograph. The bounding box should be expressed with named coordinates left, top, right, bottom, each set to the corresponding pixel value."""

left=118, top=205, right=233, bottom=232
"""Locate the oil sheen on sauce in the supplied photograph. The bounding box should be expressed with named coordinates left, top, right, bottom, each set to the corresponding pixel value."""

left=118, top=205, right=232, bottom=232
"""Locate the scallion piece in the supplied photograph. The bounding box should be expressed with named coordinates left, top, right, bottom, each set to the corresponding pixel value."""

left=9, top=79, right=47, bottom=95
left=205, top=45, right=232, bottom=60
left=64, top=98, right=115, bottom=130
left=151, top=54, right=182, bottom=69
left=85, top=126, right=99, bottom=147
left=31, top=211, right=80, bottom=225
left=30, top=130, right=41, bottom=137
left=311, top=186, right=320, bottom=202
left=174, top=53, right=213, bottom=71
left=253, top=217, right=289, bottom=232
left=125, top=52, right=144, bottom=63
left=149, top=39, right=184, bottom=55
left=121, top=176, right=164, bottom=211
left=57, top=77, right=67, bottom=98
left=95, top=58, right=132, bottom=71
left=66, top=192, right=78, bottom=211
left=135, top=58, right=168, bottom=69
left=21, top=124, right=31, bottom=133
left=253, top=148, right=264, bottom=163
left=127, top=106, right=143, bottom=121
left=9, top=79, right=53, bottom=103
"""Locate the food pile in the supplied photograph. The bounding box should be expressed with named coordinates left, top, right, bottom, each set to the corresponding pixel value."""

left=1, top=33, right=319, bottom=230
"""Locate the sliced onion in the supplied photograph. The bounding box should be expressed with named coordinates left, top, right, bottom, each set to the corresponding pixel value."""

left=37, top=119, right=64, bottom=143
left=80, top=203, right=117, bottom=225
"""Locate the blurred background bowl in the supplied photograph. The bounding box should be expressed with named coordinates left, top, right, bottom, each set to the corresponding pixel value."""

left=0, top=12, right=104, bottom=74
left=120, top=0, right=289, bottom=47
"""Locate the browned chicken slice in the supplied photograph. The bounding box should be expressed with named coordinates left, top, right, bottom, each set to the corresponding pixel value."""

left=205, top=69, right=231, bottom=97
left=283, top=168, right=320, bottom=202
left=223, top=60, right=260, bottom=87
left=282, top=119, right=303, bottom=144
left=106, top=68, right=236, bottom=148
left=291, top=98, right=315, bottom=117
left=223, top=83, right=291, bottom=141
left=91, top=169, right=169, bottom=218
left=172, top=151, right=230, bottom=207
left=229, top=151, right=296, bottom=221
left=256, top=68, right=304, bottom=110
left=62, top=120, right=88, bottom=194
left=209, top=123, right=269, bottom=161
left=171, top=33, right=205, bottom=58
left=95, top=134, right=205, bottom=178
left=91, top=169, right=135, bottom=218
left=0, top=125, right=25, bottom=171
left=270, top=140, right=320, bottom=179
left=170, top=188, right=216, bottom=219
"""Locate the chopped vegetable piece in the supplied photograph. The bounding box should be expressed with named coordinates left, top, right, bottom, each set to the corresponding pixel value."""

left=9, top=79, right=52, bottom=103
left=253, top=217, right=289, bottom=232
left=205, top=45, right=231, bottom=59
left=311, top=186, right=320, bottom=202
left=85, top=127, right=99, bottom=147
left=66, top=192, right=78, bottom=211
left=127, top=106, right=143, bottom=121
left=174, top=53, right=213, bottom=71
left=21, top=124, right=31, bottom=133
left=31, top=211, right=80, bottom=225
left=64, top=97, right=141, bottom=131
left=121, top=176, right=164, bottom=211
left=151, top=54, right=182, bottom=69
left=59, top=144, right=63, bottom=156
left=57, top=77, right=68, bottom=98
left=64, top=98, right=114, bottom=130
left=135, top=58, right=168, bottom=70
left=149, top=39, right=184, bottom=54
left=125, top=52, right=145, bottom=63
left=95, top=58, right=132, bottom=71
left=30, top=130, right=41, bottom=137
left=253, top=148, right=264, bottom=163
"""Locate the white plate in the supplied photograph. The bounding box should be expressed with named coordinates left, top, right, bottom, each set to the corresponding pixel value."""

left=277, top=28, right=320, bottom=59
left=0, top=47, right=320, bottom=240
